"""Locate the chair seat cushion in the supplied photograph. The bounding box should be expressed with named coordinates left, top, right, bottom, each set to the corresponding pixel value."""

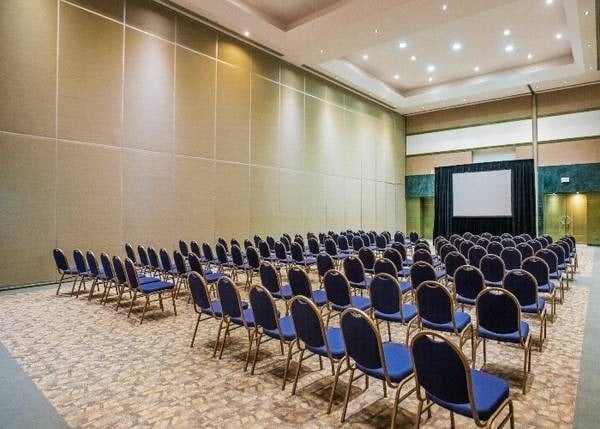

left=272, top=284, right=293, bottom=300
left=521, top=298, right=545, bottom=314
left=422, top=311, right=471, bottom=333
left=549, top=271, right=561, bottom=280
left=299, top=257, right=317, bottom=265
left=204, top=272, right=223, bottom=283
left=140, top=280, right=174, bottom=293
left=311, top=289, right=328, bottom=306
left=484, top=279, right=503, bottom=287
left=456, top=294, right=476, bottom=306
left=400, top=267, right=411, bottom=277
left=478, top=321, right=530, bottom=343
left=399, top=280, right=412, bottom=294
left=429, top=369, right=509, bottom=421
left=538, top=281, right=555, bottom=293
left=307, top=327, right=345, bottom=359
left=201, top=299, right=223, bottom=317
left=231, top=308, right=255, bottom=327
left=139, top=276, right=161, bottom=285
left=374, top=304, right=417, bottom=323
left=64, top=268, right=79, bottom=275
left=349, top=277, right=371, bottom=289
left=435, top=270, right=446, bottom=280
left=356, top=342, right=413, bottom=383
left=265, top=315, right=296, bottom=341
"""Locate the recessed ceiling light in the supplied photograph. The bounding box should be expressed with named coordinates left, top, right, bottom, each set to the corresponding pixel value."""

left=452, top=42, right=462, bottom=51
left=463, top=98, right=467, bottom=102
left=243, top=31, right=250, bottom=37
left=411, top=55, right=417, bottom=61
left=584, top=10, right=590, bottom=15
left=427, top=65, right=435, bottom=72
left=319, top=49, right=324, bottom=54
left=589, top=66, right=594, bottom=70
left=505, top=45, right=514, bottom=52
left=428, top=77, right=433, bottom=82
left=555, top=33, right=563, bottom=40
left=474, top=66, right=480, bottom=72
left=587, top=42, right=593, bottom=48
left=442, top=4, right=447, bottom=11
left=421, top=106, right=426, bottom=110
left=563, top=80, right=569, bottom=84
left=545, top=0, right=553, bottom=4
left=503, top=29, right=510, bottom=36
left=527, top=53, right=533, bottom=59
left=394, top=74, right=399, bottom=80
left=373, top=29, right=380, bottom=34
left=363, top=54, right=369, bottom=60
left=398, top=41, right=407, bottom=49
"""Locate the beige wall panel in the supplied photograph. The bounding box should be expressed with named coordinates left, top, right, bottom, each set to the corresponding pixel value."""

left=396, top=185, right=407, bottom=232
left=281, top=64, right=304, bottom=91
left=0, top=0, right=56, bottom=137
left=216, top=62, right=250, bottom=163
left=385, top=183, right=397, bottom=231
left=0, top=133, right=56, bottom=286
left=279, top=87, right=305, bottom=171
left=174, top=47, right=215, bottom=158
left=249, top=166, right=280, bottom=237
left=324, top=105, right=347, bottom=177
left=305, top=76, right=327, bottom=100
left=361, top=180, right=377, bottom=230
left=342, top=111, right=363, bottom=179
left=303, top=173, right=326, bottom=234
left=56, top=141, right=122, bottom=256
left=122, top=149, right=175, bottom=250
left=124, top=29, right=174, bottom=153
left=538, top=83, right=600, bottom=116
left=407, top=95, right=531, bottom=134
left=251, top=76, right=279, bottom=167
left=58, top=4, right=123, bottom=146
left=515, top=144, right=533, bottom=159
left=126, top=0, right=175, bottom=41
left=406, top=151, right=472, bottom=176
left=252, top=48, right=279, bottom=82
left=325, top=83, right=345, bottom=107
left=68, top=0, right=124, bottom=21
left=375, top=182, right=387, bottom=231
left=279, top=169, right=305, bottom=235
left=173, top=156, right=215, bottom=244
left=214, top=162, right=250, bottom=240
left=304, top=97, right=326, bottom=174
left=344, top=178, right=362, bottom=230
left=376, top=127, right=393, bottom=182
left=176, top=15, right=217, bottom=57
left=389, top=128, right=406, bottom=184
left=538, top=139, right=600, bottom=166
left=218, top=35, right=253, bottom=70
left=325, top=176, right=345, bottom=231
left=359, top=116, right=378, bottom=180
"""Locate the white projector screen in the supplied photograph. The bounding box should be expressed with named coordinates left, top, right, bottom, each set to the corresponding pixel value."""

left=452, top=170, right=512, bottom=217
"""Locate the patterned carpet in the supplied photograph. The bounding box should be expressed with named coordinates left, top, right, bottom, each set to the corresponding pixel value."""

left=0, top=257, right=589, bottom=428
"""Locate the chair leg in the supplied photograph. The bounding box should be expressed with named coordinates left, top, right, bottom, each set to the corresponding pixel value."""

left=415, top=399, right=424, bottom=429
left=244, top=329, right=255, bottom=372
left=327, top=358, right=345, bottom=413
left=127, top=291, right=138, bottom=318
left=139, top=295, right=150, bottom=325
left=213, top=318, right=225, bottom=357
left=158, top=292, right=164, bottom=311
left=218, top=321, right=231, bottom=359
left=70, top=275, right=79, bottom=296
left=291, top=348, right=305, bottom=396
left=340, top=367, right=356, bottom=422
left=250, top=330, right=262, bottom=375
left=522, top=345, right=528, bottom=394
left=450, top=410, right=455, bottom=429
left=56, top=273, right=66, bottom=295
left=387, top=322, right=392, bottom=342
left=281, top=341, right=294, bottom=390
left=190, top=314, right=201, bottom=348
left=171, top=290, right=177, bottom=316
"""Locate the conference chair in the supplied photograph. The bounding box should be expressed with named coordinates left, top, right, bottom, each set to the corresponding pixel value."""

left=146, top=246, right=162, bottom=277
left=501, top=238, right=516, bottom=248
left=486, top=241, right=504, bottom=256
left=556, top=240, right=575, bottom=279
left=259, top=261, right=292, bottom=306
left=137, top=245, right=151, bottom=273
left=53, top=248, right=78, bottom=296
left=287, top=266, right=327, bottom=308
left=373, top=257, right=411, bottom=295
left=307, top=237, right=321, bottom=257
left=338, top=235, right=351, bottom=254
left=266, top=236, right=276, bottom=252
left=476, top=238, right=491, bottom=249
left=513, top=236, right=525, bottom=245
left=339, top=308, right=416, bottom=427
left=274, top=241, right=294, bottom=269
left=409, top=261, right=437, bottom=294
left=352, top=236, right=365, bottom=253
left=291, top=242, right=317, bottom=271
left=324, top=238, right=346, bottom=265
left=454, top=265, right=485, bottom=310
left=244, top=246, right=262, bottom=288
left=391, top=242, right=412, bottom=267
left=468, top=245, right=487, bottom=269
left=85, top=250, right=110, bottom=301
left=188, top=272, right=223, bottom=348
left=124, top=243, right=141, bottom=268
left=323, top=270, right=371, bottom=325
left=382, top=248, right=411, bottom=277
left=190, top=241, right=202, bottom=260
left=489, top=235, right=502, bottom=243
left=358, top=246, right=376, bottom=274
left=413, top=249, right=446, bottom=280
left=410, top=331, right=515, bottom=429
left=460, top=240, right=475, bottom=259
left=316, top=253, right=335, bottom=285
left=528, top=239, right=542, bottom=253
left=188, top=252, right=223, bottom=293
left=98, top=252, right=116, bottom=303
left=258, top=240, right=277, bottom=263
left=343, top=255, right=371, bottom=293
left=394, top=231, right=406, bottom=244
left=444, top=251, right=467, bottom=285
left=500, top=247, right=522, bottom=270
left=547, top=243, right=569, bottom=289
left=479, top=254, right=505, bottom=287
left=439, top=243, right=458, bottom=266
left=375, top=234, right=388, bottom=252
left=178, top=240, right=189, bottom=258
left=536, top=236, right=549, bottom=248
left=516, top=242, right=534, bottom=260
left=481, top=232, right=493, bottom=240
left=202, top=242, right=219, bottom=268
left=522, top=256, right=557, bottom=321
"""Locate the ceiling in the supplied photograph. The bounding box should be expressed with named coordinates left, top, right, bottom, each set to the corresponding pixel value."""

left=170, top=0, right=599, bottom=114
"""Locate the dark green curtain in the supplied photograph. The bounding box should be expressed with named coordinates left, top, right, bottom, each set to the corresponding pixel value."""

left=433, top=159, right=536, bottom=238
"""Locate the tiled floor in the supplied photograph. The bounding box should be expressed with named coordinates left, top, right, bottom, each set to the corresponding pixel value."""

left=0, top=247, right=595, bottom=428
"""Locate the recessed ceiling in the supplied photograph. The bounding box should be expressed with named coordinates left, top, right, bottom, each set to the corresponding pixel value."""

left=170, top=0, right=599, bottom=113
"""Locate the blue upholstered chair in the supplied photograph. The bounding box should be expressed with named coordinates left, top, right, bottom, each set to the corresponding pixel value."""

left=188, top=252, right=223, bottom=294
left=453, top=265, right=485, bottom=309
left=486, top=241, right=504, bottom=256
left=287, top=266, right=327, bottom=307
left=291, top=242, right=316, bottom=270
left=259, top=261, right=292, bottom=305
left=444, top=251, right=467, bottom=285
left=343, top=254, right=371, bottom=292
left=500, top=247, right=522, bottom=270
left=178, top=240, right=189, bottom=258
left=373, top=257, right=411, bottom=295
left=522, top=256, right=557, bottom=320
left=516, top=242, right=534, bottom=260
left=358, top=246, right=376, bottom=274
left=53, top=248, right=78, bottom=296
left=316, top=253, right=335, bottom=285
left=382, top=248, right=411, bottom=277
left=188, top=271, right=223, bottom=348
left=409, top=261, right=436, bottom=293
left=535, top=248, right=564, bottom=303
left=479, top=254, right=505, bottom=287
left=410, top=331, right=514, bottom=428
left=124, top=243, right=140, bottom=268
left=323, top=269, right=371, bottom=324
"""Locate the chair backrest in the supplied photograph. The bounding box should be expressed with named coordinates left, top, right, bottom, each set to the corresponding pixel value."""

left=476, top=288, right=521, bottom=335
left=475, top=238, right=490, bottom=248
left=547, top=243, right=565, bottom=265
left=217, top=277, right=245, bottom=320
left=86, top=251, right=100, bottom=276
left=100, top=252, right=114, bottom=279
left=244, top=239, right=254, bottom=250
left=173, top=250, right=186, bottom=274
left=258, top=241, right=271, bottom=259
left=486, top=241, right=503, bottom=256
left=274, top=241, right=287, bottom=260
left=343, top=255, right=366, bottom=283
left=124, top=258, right=140, bottom=290
left=556, top=240, right=571, bottom=262
left=521, top=233, right=532, bottom=241
left=53, top=248, right=70, bottom=271
left=369, top=273, right=402, bottom=315
left=112, top=255, right=127, bottom=285
left=513, top=236, right=525, bottom=245
left=259, top=262, right=281, bottom=295
left=290, top=296, right=328, bottom=350
left=246, top=246, right=261, bottom=269
left=500, top=247, right=522, bottom=270
left=125, top=243, right=137, bottom=262
left=179, top=240, right=189, bottom=257
left=479, top=254, right=505, bottom=283
left=254, top=235, right=262, bottom=247
left=537, top=236, right=549, bottom=248
left=503, top=269, right=538, bottom=306
left=147, top=246, right=160, bottom=270
left=324, top=238, right=338, bottom=256
left=459, top=240, right=474, bottom=258
left=374, top=257, right=398, bottom=278
left=159, top=248, right=172, bottom=272
left=231, top=238, right=241, bottom=249
left=501, top=233, right=513, bottom=239
left=544, top=234, right=554, bottom=245
left=294, top=236, right=305, bottom=251
left=202, top=242, right=215, bottom=261
left=316, top=253, right=335, bottom=278
left=358, top=247, right=376, bottom=271
left=266, top=236, right=275, bottom=250
left=231, top=245, right=244, bottom=266
left=411, top=332, right=470, bottom=408
left=528, top=239, right=542, bottom=253
left=439, top=243, right=457, bottom=264
left=462, top=232, right=473, bottom=240
left=308, top=237, right=320, bottom=255
left=501, top=238, right=516, bottom=248
left=409, top=232, right=419, bottom=243
left=73, top=249, right=87, bottom=273
left=467, top=245, right=487, bottom=268
left=391, top=242, right=408, bottom=261
left=481, top=232, right=492, bottom=240
left=394, top=231, right=405, bottom=243
left=413, top=249, right=434, bottom=266
left=190, top=240, right=201, bottom=257
left=188, top=271, right=211, bottom=310
left=352, top=236, right=364, bottom=252
left=453, top=265, right=484, bottom=300
left=361, top=233, right=371, bottom=247
left=444, top=251, right=467, bottom=278
left=216, top=243, right=229, bottom=264
left=375, top=234, right=387, bottom=249
left=218, top=237, right=229, bottom=253
left=415, top=281, right=454, bottom=325
left=323, top=269, right=352, bottom=307
left=410, top=261, right=436, bottom=290
left=414, top=242, right=431, bottom=254
left=290, top=242, right=305, bottom=262
left=340, top=309, right=384, bottom=373
left=522, top=256, right=550, bottom=287
left=188, top=252, right=205, bottom=276
left=382, top=248, right=404, bottom=274
left=535, top=249, right=558, bottom=273
left=516, top=243, right=534, bottom=260
left=470, top=235, right=481, bottom=243
left=288, top=266, right=312, bottom=298
left=249, top=286, right=279, bottom=331
left=137, top=245, right=149, bottom=266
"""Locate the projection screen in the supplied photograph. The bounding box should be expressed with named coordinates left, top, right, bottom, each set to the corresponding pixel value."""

left=452, top=170, right=512, bottom=217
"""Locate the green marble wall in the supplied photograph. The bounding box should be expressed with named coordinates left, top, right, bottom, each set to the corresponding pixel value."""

left=406, top=174, right=434, bottom=198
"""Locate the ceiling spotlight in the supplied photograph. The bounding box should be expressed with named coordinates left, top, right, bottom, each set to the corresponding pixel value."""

left=545, top=0, right=553, bottom=4
left=589, top=66, right=594, bottom=70
left=394, top=74, right=399, bottom=80
left=243, top=31, right=250, bottom=37
left=452, top=42, right=462, bottom=51
left=399, top=41, right=407, bottom=48
left=463, top=98, right=467, bottom=102
left=587, top=42, right=593, bottom=48
left=428, top=77, right=433, bottom=82
left=320, top=49, right=324, bottom=54
left=563, top=80, right=569, bottom=84
left=505, top=45, right=514, bottom=52
left=503, top=29, right=510, bottom=36
left=427, top=65, right=435, bottom=72
left=555, top=33, right=563, bottom=40
left=527, top=53, right=533, bottom=59
left=474, top=66, right=480, bottom=72
left=363, top=54, right=369, bottom=60
left=373, top=29, right=380, bottom=34
left=411, top=55, right=417, bottom=61
left=585, top=10, right=590, bottom=15
left=442, top=4, right=447, bottom=11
